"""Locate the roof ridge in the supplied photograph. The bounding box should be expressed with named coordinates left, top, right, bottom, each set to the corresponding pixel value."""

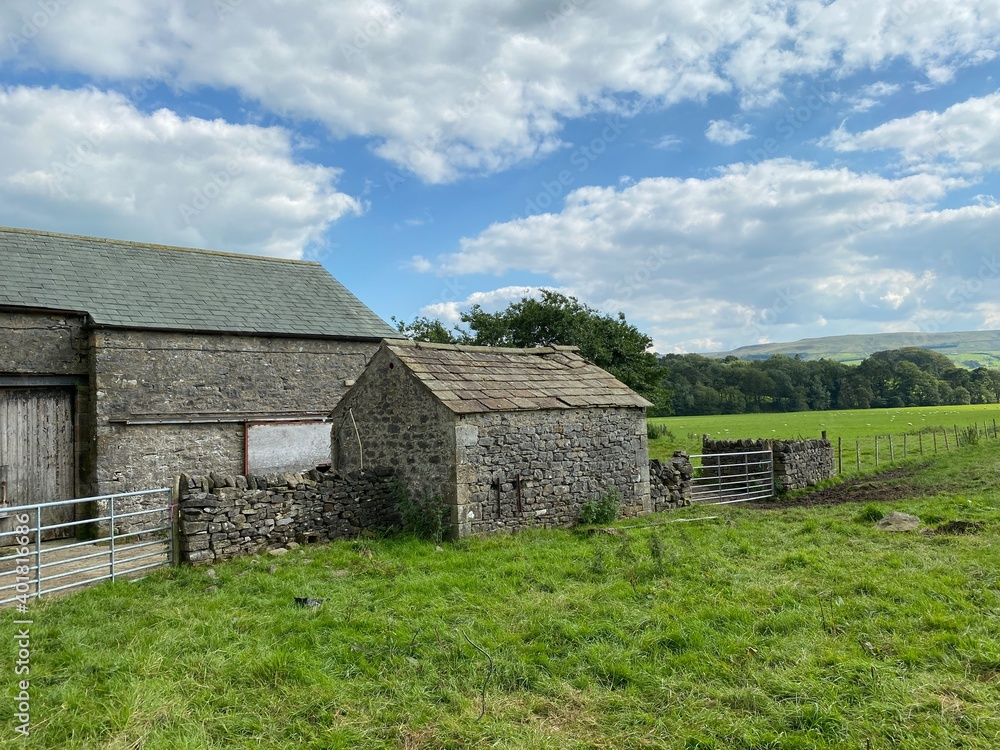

left=0, top=225, right=322, bottom=266
left=387, top=340, right=580, bottom=355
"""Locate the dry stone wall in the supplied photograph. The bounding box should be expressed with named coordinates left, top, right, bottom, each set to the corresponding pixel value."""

left=701, top=437, right=834, bottom=492
left=649, top=451, right=693, bottom=511
left=177, top=468, right=397, bottom=563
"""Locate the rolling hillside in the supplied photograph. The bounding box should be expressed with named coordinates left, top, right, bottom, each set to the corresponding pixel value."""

left=707, top=330, right=1000, bottom=368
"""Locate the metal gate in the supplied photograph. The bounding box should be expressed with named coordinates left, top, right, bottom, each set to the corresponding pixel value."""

left=690, top=450, right=773, bottom=504
left=0, top=488, right=174, bottom=607
left=0, top=387, right=76, bottom=542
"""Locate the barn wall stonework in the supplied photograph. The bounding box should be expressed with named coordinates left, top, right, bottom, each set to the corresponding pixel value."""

left=91, top=329, right=378, bottom=525
left=455, top=407, right=651, bottom=535
left=330, top=347, right=457, bottom=511
left=0, top=311, right=89, bottom=375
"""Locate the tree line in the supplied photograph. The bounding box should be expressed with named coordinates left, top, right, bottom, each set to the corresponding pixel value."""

left=395, top=290, right=1000, bottom=416
left=663, top=348, right=1000, bottom=416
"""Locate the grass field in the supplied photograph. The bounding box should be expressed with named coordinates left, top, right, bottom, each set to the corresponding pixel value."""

left=3, top=442, right=1000, bottom=748
left=649, top=403, right=1000, bottom=471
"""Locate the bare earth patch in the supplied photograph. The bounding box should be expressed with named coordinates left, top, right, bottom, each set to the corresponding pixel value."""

left=743, top=467, right=941, bottom=510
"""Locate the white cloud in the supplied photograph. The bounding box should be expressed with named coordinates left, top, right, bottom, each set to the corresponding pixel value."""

left=847, top=80, right=901, bottom=112
left=705, top=119, right=752, bottom=145
left=0, top=86, right=360, bottom=258
left=420, top=285, right=569, bottom=325
left=824, top=91, right=1000, bottom=174
left=1, top=0, right=998, bottom=181
left=425, top=159, right=1000, bottom=351
left=408, top=255, right=433, bottom=272
left=653, top=134, right=682, bottom=150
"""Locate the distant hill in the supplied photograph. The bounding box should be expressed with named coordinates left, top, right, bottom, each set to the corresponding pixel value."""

left=706, top=330, right=1000, bottom=369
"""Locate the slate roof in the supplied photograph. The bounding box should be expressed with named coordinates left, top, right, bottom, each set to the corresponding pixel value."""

left=0, top=226, right=399, bottom=339
left=386, top=340, right=653, bottom=414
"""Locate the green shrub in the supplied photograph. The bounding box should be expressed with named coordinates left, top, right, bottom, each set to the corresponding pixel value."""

left=961, top=426, right=980, bottom=446
left=647, top=422, right=675, bottom=440
left=579, top=488, right=621, bottom=525
left=390, top=479, right=450, bottom=542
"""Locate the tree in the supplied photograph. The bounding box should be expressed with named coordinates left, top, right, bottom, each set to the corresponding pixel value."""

left=461, top=290, right=668, bottom=410
left=391, top=315, right=462, bottom=344
left=395, top=291, right=669, bottom=411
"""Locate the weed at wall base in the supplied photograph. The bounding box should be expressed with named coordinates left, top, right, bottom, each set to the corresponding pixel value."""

left=579, top=488, right=621, bottom=525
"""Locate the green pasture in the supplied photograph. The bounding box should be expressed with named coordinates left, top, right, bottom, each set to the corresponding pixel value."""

left=3, top=441, right=1000, bottom=748
left=649, top=403, right=1000, bottom=472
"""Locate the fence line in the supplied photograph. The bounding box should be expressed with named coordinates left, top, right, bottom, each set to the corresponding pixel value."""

left=836, top=421, right=995, bottom=475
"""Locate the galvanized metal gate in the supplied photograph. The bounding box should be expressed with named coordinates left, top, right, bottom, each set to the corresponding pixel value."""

left=0, top=387, right=76, bottom=542
left=0, top=488, right=174, bottom=607
left=689, top=450, right=774, bottom=504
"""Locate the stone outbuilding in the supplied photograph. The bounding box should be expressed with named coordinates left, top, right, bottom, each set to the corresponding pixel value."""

left=0, top=226, right=398, bottom=529
left=330, top=340, right=653, bottom=537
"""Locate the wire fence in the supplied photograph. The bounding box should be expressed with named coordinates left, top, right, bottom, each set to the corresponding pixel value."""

left=833, top=419, right=999, bottom=475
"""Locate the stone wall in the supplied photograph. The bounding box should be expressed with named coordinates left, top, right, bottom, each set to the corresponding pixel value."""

left=456, top=407, right=651, bottom=535
left=92, top=329, right=379, bottom=525
left=649, top=451, right=693, bottom=511
left=701, top=437, right=835, bottom=492
left=0, top=311, right=89, bottom=375
left=330, top=345, right=458, bottom=519
left=177, top=468, right=397, bottom=563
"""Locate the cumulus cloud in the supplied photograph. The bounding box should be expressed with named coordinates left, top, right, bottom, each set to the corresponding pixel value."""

left=424, top=159, right=1000, bottom=351
left=1, top=0, right=998, bottom=181
left=705, top=119, right=752, bottom=145
left=0, top=86, right=359, bottom=257
left=419, top=285, right=562, bottom=325
left=823, top=91, right=1000, bottom=174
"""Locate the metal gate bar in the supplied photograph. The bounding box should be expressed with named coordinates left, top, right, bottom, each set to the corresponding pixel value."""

left=689, top=450, right=773, bottom=504
left=0, top=488, right=173, bottom=606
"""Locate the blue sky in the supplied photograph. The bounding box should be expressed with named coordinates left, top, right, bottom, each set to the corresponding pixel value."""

left=2, top=1, right=1000, bottom=353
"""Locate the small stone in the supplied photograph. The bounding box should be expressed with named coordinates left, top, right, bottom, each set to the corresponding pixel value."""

left=205, top=585, right=219, bottom=593
left=286, top=542, right=301, bottom=550
left=268, top=564, right=278, bottom=574
left=205, top=568, right=217, bottom=579
left=268, top=548, right=289, bottom=557
left=435, top=545, right=444, bottom=553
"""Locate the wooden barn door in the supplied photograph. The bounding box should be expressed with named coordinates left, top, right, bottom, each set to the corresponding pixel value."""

left=0, top=388, right=76, bottom=542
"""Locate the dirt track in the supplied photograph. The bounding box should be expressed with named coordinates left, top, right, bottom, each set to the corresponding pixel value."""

left=742, top=467, right=941, bottom=510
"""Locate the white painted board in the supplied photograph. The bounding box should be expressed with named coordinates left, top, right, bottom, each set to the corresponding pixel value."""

left=247, top=422, right=331, bottom=474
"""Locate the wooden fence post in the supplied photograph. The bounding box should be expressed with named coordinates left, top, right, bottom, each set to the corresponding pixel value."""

left=919, top=432, right=923, bottom=457
left=903, top=433, right=907, bottom=459
left=838, top=436, right=842, bottom=475
left=954, top=424, right=960, bottom=448
left=888, top=434, right=894, bottom=462
left=856, top=440, right=861, bottom=471
left=944, top=429, right=950, bottom=451
left=875, top=436, right=879, bottom=466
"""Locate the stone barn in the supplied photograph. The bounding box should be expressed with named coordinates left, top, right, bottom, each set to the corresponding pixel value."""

left=0, top=226, right=398, bottom=528
left=330, top=340, right=653, bottom=537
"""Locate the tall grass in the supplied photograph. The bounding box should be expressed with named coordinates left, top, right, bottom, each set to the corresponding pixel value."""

left=2, top=442, right=1000, bottom=748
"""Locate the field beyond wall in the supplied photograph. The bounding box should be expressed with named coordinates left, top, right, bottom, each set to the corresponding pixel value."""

left=649, top=403, right=1000, bottom=471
